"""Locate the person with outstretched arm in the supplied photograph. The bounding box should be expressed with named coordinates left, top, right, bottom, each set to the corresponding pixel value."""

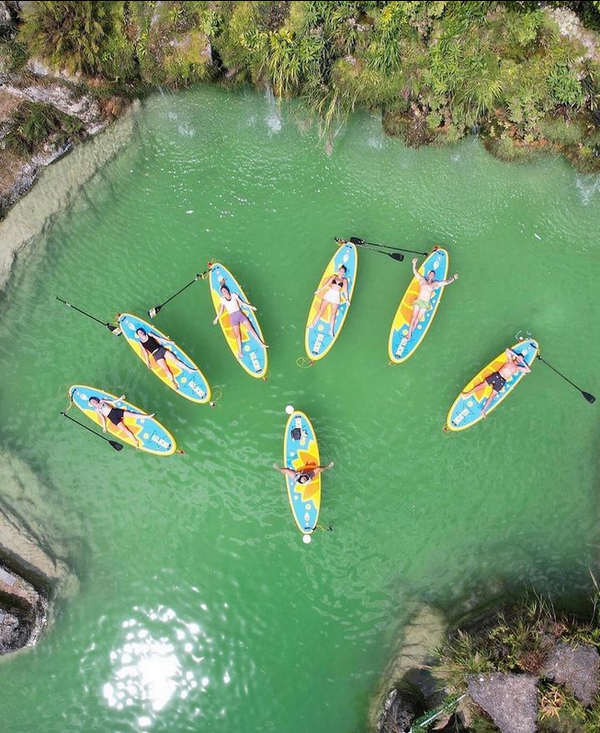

left=404, top=258, right=458, bottom=342
left=88, top=395, right=153, bottom=449
left=272, top=461, right=334, bottom=486
left=462, top=349, right=532, bottom=417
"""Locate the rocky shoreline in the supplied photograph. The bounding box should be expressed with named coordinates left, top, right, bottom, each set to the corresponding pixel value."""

left=371, top=598, right=600, bottom=733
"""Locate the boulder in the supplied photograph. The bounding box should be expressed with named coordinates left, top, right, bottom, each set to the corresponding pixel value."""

left=468, top=672, right=537, bottom=733
left=377, top=689, right=416, bottom=733
left=541, top=641, right=599, bottom=707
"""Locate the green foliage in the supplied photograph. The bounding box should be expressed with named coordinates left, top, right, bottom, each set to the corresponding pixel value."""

left=10, top=0, right=600, bottom=170
left=19, top=1, right=136, bottom=80
left=0, top=39, right=28, bottom=73
left=3, top=101, right=84, bottom=155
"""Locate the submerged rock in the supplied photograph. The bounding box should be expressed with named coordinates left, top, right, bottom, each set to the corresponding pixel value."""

left=467, top=672, right=537, bottom=733
left=0, top=563, right=46, bottom=654
left=378, top=689, right=416, bottom=733
left=541, top=640, right=600, bottom=706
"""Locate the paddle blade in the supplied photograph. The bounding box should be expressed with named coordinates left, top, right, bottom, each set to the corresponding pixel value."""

left=583, top=391, right=596, bottom=404
left=390, top=252, right=405, bottom=262
left=349, top=237, right=365, bottom=245
left=109, top=440, right=124, bottom=451
left=148, top=305, right=160, bottom=319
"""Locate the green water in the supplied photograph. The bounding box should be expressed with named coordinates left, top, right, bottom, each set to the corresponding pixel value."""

left=1, top=85, right=599, bottom=733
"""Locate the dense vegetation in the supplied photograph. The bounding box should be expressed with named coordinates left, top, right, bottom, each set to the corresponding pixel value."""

left=3, top=1, right=600, bottom=170
left=434, top=597, right=600, bottom=733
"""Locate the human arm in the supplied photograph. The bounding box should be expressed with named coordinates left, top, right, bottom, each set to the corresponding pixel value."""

left=312, top=461, right=335, bottom=477
left=342, top=279, right=350, bottom=304
left=434, top=273, right=459, bottom=289
left=412, top=258, right=426, bottom=284
left=236, top=293, right=256, bottom=311
left=213, top=304, right=224, bottom=325
left=272, top=463, right=298, bottom=478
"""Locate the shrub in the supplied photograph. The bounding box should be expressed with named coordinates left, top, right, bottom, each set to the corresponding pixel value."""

left=3, top=101, right=84, bottom=155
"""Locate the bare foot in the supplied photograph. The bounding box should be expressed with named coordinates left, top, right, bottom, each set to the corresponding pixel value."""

left=327, top=461, right=334, bottom=468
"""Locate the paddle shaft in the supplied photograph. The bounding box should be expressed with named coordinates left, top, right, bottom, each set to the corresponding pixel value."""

left=350, top=236, right=427, bottom=256
left=357, top=243, right=404, bottom=262
left=56, top=297, right=118, bottom=332
left=60, top=411, right=123, bottom=450
left=537, top=355, right=596, bottom=403
left=149, top=273, right=205, bottom=317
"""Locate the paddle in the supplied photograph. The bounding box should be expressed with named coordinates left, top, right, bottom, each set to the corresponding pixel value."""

left=60, top=411, right=124, bottom=451
left=349, top=236, right=428, bottom=257
left=537, top=355, right=596, bottom=404
left=335, top=237, right=404, bottom=262
left=56, top=297, right=119, bottom=333
left=148, top=272, right=206, bottom=319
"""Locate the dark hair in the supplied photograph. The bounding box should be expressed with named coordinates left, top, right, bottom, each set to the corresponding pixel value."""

left=298, top=474, right=309, bottom=484
left=220, top=285, right=231, bottom=295
left=89, top=396, right=99, bottom=404
left=339, top=265, right=347, bottom=273
left=136, top=328, right=147, bottom=337
left=428, top=270, right=436, bottom=278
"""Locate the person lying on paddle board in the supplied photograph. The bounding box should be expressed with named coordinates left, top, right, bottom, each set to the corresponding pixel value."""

left=404, top=259, right=458, bottom=342
left=88, top=395, right=153, bottom=448
left=213, top=284, right=268, bottom=359
left=272, top=461, right=334, bottom=485
left=462, top=349, right=532, bottom=417
left=135, top=327, right=193, bottom=389
left=308, top=265, right=350, bottom=337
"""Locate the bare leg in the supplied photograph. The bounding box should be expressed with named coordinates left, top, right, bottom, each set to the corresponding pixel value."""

left=309, top=300, right=329, bottom=329
left=407, top=306, right=425, bottom=340
left=481, top=390, right=496, bottom=417
left=241, top=315, right=267, bottom=348
left=232, top=323, right=243, bottom=359
left=155, top=357, right=178, bottom=388
left=116, top=421, right=139, bottom=447
left=164, top=350, right=194, bottom=373
left=462, top=380, right=488, bottom=398
left=312, top=461, right=335, bottom=478
left=328, top=304, right=339, bottom=337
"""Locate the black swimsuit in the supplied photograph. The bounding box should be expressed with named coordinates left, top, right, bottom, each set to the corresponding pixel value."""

left=107, top=407, right=125, bottom=426
left=486, top=371, right=507, bottom=393
left=141, top=335, right=166, bottom=361
left=331, top=277, right=344, bottom=288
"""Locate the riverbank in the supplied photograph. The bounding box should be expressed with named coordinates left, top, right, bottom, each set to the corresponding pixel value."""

left=1, top=1, right=599, bottom=220
left=372, top=595, right=600, bottom=733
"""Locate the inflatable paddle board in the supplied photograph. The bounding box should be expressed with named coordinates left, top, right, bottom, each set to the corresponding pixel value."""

left=283, top=410, right=321, bottom=538
left=446, top=339, right=539, bottom=431
left=69, top=385, right=177, bottom=455
left=305, top=240, right=357, bottom=361
left=208, top=263, right=268, bottom=379
left=117, top=313, right=211, bottom=404
left=388, top=247, right=449, bottom=363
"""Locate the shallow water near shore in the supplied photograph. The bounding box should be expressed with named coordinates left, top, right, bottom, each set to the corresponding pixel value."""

left=0, top=85, right=599, bottom=733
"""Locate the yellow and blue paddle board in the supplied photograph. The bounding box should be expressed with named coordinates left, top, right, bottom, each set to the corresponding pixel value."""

left=69, top=385, right=177, bottom=455
left=118, top=313, right=211, bottom=404
left=208, top=263, right=268, bottom=379
left=282, top=410, right=321, bottom=538
left=446, top=339, right=539, bottom=431
left=388, top=247, right=449, bottom=363
left=305, top=240, right=357, bottom=361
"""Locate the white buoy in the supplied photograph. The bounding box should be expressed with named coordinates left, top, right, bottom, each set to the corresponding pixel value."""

left=285, top=405, right=294, bottom=415
left=302, top=534, right=312, bottom=544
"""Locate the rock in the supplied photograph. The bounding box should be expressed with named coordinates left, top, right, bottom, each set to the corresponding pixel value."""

left=377, top=689, right=416, bottom=733
left=0, top=78, right=105, bottom=134
left=468, top=672, right=537, bottom=733
left=0, top=563, right=47, bottom=654
left=541, top=641, right=600, bottom=706
left=368, top=605, right=448, bottom=732
left=545, top=7, right=600, bottom=63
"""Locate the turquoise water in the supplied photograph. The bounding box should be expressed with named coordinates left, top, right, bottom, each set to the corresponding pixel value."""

left=0, top=85, right=599, bottom=732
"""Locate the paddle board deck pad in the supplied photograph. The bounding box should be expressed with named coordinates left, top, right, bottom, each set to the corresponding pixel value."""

left=117, top=313, right=211, bottom=404
left=388, top=248, right=449, bottom=363
left=446, top=339, right=539, bottom=431
left=69, top=385, right=177, bottom=455
left=305, top=240, right=358, bottom=361
left=208, top=263, right=268, bottom=379
left=283, top=410, right=321, bottom=536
